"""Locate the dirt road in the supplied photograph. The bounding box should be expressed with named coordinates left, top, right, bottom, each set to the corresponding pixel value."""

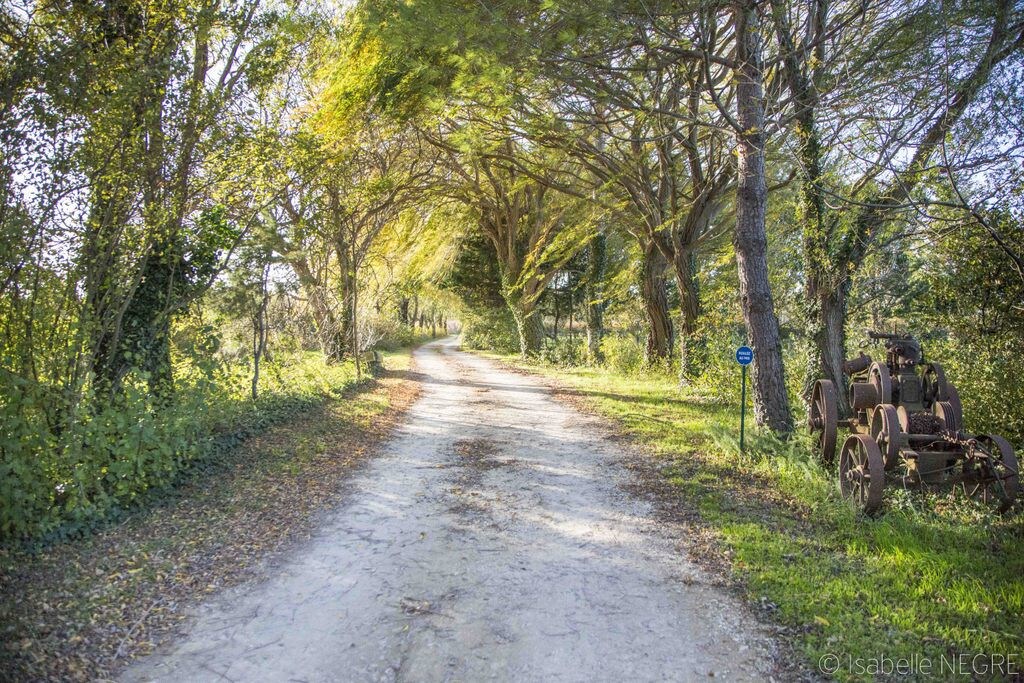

left=122, top=338, right=775, bottom=682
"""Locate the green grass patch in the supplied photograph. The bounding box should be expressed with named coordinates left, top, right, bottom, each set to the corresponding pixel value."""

left=485, top=353, right=1024, bottom=682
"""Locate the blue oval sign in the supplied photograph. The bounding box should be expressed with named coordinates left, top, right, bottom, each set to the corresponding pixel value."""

left=735, top=346, right=754, bottom=366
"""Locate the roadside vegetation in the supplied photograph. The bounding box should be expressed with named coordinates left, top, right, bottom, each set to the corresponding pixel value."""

left=490, top=351, right=1024, bottom=681
left=0, top=348, right=421, bottom=682
left=0, top=3, right=452, bottom=543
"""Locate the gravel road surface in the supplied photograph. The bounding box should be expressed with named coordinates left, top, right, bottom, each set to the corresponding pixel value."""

left=122, top=337, right=775, bottom=682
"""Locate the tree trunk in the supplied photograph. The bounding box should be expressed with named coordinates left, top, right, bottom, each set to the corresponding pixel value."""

left=553, top=285, right=561, bottom=340
left=398, top=297, right=410, bottom=325
left=352, top=254, right=361, bottom=380
left=84, top=179, right=133, bottom=398
left=585, top=232, right=606, bottom=362
left=797, top=113, right=855, bottom=415
left=333, top=245, right=355, bottom=361
left=145, top=316, right=174, bottom=398
left=116, top=232, right=176, bottom=400
left=733, top=0, right=793, bottom=434
left=769, top=0, right=838, bottom=415
left=508, top=297, right=544, bottom=357
left=641, top=241, right=673, bottom=365
left=567, top=285, right=574, bottom=346
left=669, top=248, right=703, bottom=382
left=251, top=266, right=269, bottom=401
left=805, top=279, right=852, bottom=417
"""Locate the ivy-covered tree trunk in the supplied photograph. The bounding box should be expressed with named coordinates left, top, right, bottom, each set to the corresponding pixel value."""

left=84, top=189, right=132, bottom=398
left=794, top=109, right=854, bottom=413
left=397, top=297, right=410, bottom=325
left=584, top=232, right=606, bottom=362
left=641, top=242, right=673, bottom=365
left=669, top=248, right=703, bottom=383
left=82, top=0, right=177, bottom=401
left=507, top=297, right=545, bottom=357
left=91, top=231, right=178, bottom=400
left=129, top=254, right=175, bottom=398
left=816, top=286, right=849, bottom=394
left=769, top=0, right=849, bottom=417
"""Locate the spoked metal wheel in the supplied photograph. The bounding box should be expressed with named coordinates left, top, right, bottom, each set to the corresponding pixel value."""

left=870, top=404, right=902, bottom=471
left=869, top=362, right=892, bottom=405
left=839, top=434, right=885, bottom=514
left=809, top=379, right=838, bottom=463
left=962, top=435, right=1019, bottom=513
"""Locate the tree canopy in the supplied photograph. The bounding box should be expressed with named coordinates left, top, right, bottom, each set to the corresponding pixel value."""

left=1, top=0, right=1022, bottom=538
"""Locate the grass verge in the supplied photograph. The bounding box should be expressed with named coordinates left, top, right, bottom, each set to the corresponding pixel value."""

left=0, top=348, right=421, bottom=682
left=483, top=353, right=1024, bottom=683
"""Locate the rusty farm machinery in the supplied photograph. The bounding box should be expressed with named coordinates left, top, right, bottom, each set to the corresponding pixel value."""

left=808, top=331, right=1019, bottom=514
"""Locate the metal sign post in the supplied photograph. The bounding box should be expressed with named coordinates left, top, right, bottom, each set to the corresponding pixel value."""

left=735, top=346, right=753, bottom=452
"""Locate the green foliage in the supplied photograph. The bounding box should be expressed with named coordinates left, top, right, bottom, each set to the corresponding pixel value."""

left=460, top=307, right=520, bottom=354
left=373, top=326, right=435, bottom=352
left=598, top=334, right=645, bottom=376
left=0, top=4, right=1022, bottom=681
left=928, top=337, right=1024, bottom=447
left=321, top=0, right=524, bottom=126
left=916, top=211, right=1024, bottom=445
left=538, top=335, right=584, bottom=367
left=0, top=346, right=363, bottom=542
left=441, top=226, right=506, bottom=310
left=441, top=225, right=521, bottom=353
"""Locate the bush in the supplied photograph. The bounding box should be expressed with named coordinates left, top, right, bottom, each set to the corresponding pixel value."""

left=599, top=334, right=645, bottom=376
left=0, top=351, right=360, bottom=542
left=539, top=335, right=586, bottom=366
left=460, top=307, right=519, bottom=353
left=370, top=319, right=436, bottom=351
left=925, top=335, right=1024, bottom=448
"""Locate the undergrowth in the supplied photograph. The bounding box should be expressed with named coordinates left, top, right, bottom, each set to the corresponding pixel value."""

left=1, top=348, right=399, bottom=543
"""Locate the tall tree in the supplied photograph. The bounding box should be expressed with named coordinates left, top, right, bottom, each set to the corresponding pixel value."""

left=526, top=11, right=736, bottom=378
left=771, top=0, right=1023, bottom=416
left=729, top=0, right=794, bottom=432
